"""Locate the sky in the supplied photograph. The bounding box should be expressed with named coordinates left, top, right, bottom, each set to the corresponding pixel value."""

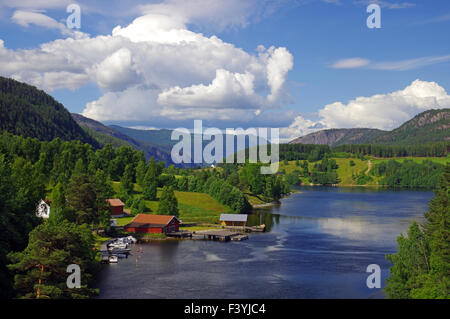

left=0, top=0, right=449, bottom=140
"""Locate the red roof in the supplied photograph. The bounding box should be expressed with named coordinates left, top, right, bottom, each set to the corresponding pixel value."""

left=106, top=198, right=125, bottom=207
left=128, top=214, right=178, bottom=227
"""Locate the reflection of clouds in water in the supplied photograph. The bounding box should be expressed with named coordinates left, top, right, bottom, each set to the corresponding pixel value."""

left=328, top=200, right=377, bottom=214
left=204, top=253, right=224, bottom=262
left=316, top=217, right=422, bottom=242
left=237, top=231, right=286, bottom=263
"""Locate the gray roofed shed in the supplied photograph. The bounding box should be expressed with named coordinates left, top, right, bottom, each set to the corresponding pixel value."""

left=220, top=214, right=248, bottom=222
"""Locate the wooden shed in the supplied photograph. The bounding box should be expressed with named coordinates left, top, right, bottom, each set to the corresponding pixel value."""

left=220, top=214, right=248, bottom=227
left=106, top=198, right=125, bottom=217
left=124, top=214, right=180, bottom=234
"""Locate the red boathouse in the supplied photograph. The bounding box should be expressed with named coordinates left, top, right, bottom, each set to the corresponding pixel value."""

left=106, top=198, right=125, bottom=217
left=124, top=214, right=180, bottom=234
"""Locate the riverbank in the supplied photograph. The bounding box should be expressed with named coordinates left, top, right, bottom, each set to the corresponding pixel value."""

left=94, top=186, right=433, bottom=298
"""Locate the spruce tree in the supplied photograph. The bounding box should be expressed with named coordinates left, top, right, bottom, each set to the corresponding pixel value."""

left=157, top=186, right=178, bottom=217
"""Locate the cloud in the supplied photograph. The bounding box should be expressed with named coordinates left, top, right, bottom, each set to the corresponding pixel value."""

left=330, top=55, right=450, bottom=71
left=331, top=58, right=370, bottom=69
left=93, top=47, right=140, bottom=91
left=266, top=47, right=294, bottom=103
left=0, top=0, right=72, bottom=10
left=0, top=11, right=294, bottom=123
left=353, top=0, right=415, bottom=9
left=414, top=13, right=450, bottom=25
left=371, top=55, right=450, bottom=71
left=11, top=10, right=87, bottom=38
left=283, top=79, right=450, bottom=139
left=157, top=69, right=262, bottom=109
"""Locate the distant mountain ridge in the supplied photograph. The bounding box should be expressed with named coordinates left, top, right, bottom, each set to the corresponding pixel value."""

left=370, top=109, right=450, bottom=145
left=0, top=76, right=98, bottom=146
left=71, top=113, right=174, bottom=163
left=289, top=128, right=385, bottom=147
left=109, top=125, right=174, bottom=152
left=289, top=109, right=450, bottom=146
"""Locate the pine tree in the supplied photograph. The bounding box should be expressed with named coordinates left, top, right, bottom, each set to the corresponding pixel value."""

left=157, top=186, right=178, bottom=217
left=135, top=160, right=146, bottom=188
left=385, top=163, right=449, bottom=298
left=7, top=219, right=98, bottom=299
left=119, top=164, right=134, bottom=196
left=51, top=182, right=66, bottom=217
left=142, top=170, right=157, bottom=201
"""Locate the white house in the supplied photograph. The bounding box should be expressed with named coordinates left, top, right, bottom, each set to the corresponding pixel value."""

left=36, top=199, right=51, bottom=219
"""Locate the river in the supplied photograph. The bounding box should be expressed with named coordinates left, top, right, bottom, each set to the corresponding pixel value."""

left=95, top=186, right=433, bottom=299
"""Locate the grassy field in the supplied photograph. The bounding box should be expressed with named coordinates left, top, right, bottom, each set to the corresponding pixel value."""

left=370, top=156, right=449, bottom=165
left=278, top=156, right=448, bottom=186
left=112, top=182, right=231, bottom=225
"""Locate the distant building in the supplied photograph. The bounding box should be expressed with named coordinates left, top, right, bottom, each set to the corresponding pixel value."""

left=106, top=198, right=125, bottom=217
left=36, top=199, right=51, bottom=219
left=220, top=214, right=247, bottom=227
left=124, top=214, right=180, bottom=234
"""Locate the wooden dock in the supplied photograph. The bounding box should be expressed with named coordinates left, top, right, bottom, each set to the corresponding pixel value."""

left=166, top=230, right=193, bottom=238
left=223, top=224, right=266, bottom=233
left=193, top=230, right=243, bottom=242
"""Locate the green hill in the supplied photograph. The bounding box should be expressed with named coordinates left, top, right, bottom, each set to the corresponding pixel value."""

left=289, top=109, right=449, bottom=146
left=289, top=128, right=385, bottom=146
left=370, top=109, right=450, bottom=145
left=0, top=76, right=98, bottom=146
left=71, top=113, right=174, bottom=163
left=109, top=125, right=174, bottom=152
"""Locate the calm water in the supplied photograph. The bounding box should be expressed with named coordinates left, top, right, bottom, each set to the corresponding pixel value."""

left=95, top=186, right=433, bottom=299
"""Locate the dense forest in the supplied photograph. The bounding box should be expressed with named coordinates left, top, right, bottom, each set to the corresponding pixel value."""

left=371, top=159, right=445, bottom=189
left=385, top=163, right=449, bottom=298
left=0, top=77, right=98, bottom=146
left=0, top=131, right=261, bottom=298
left=333, top=142, right=449, bottom=158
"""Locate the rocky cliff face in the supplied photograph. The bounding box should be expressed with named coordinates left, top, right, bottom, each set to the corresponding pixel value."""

left=371, top=109, right=450, bottom=145
left=289, top=128, right=385, bottom=146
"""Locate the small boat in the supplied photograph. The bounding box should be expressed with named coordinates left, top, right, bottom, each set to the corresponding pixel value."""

left=108, top=256, right=118, bottom=263
left=108, top=248, right=131, bottom=254
left=127, top=236, right=137, bottom=243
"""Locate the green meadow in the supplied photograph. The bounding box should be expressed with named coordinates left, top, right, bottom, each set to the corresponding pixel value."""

left=112, top=181, right=230, bottom=225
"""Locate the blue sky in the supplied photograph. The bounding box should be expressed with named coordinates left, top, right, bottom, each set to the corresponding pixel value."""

left=0, top=0, right=449, bottom=139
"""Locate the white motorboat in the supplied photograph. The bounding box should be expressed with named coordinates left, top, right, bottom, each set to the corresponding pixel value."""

left=108, top=255, right=118, bottom=263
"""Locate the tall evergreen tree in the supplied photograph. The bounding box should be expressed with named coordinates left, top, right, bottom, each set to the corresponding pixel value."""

left=385, top=163, right=449, bottom=298
left=142, top=170, right=157, bottom=201
left=157, top=186, right=178, bottom=217
left=119, top=164, right=134, bottom=196
left=135, top=160, right=147, bottom=188
left=8, top=219, right=98, bottom=299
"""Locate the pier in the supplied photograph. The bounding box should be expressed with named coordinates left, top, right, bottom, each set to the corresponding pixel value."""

left=166, top=230, right=193, bottom=238
left=193, top=230, right=243, bottom=242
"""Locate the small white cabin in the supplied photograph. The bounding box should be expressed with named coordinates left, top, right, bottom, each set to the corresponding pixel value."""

left=36, top=199, right=51, bottom=219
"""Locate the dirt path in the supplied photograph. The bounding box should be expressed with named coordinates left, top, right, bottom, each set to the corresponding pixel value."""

left=365, top=160, right=373, bottom=175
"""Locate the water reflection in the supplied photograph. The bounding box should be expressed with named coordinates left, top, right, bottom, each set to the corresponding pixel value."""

left=96, top=186, right=433, bottom=299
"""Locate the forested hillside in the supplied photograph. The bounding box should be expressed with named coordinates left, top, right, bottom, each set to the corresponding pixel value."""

left=289, top=109, right=450, bottom=146
left=371, top=109, right=450, bottom=145
left=72, top=113, right=173, bottom=163
left=0, top=77, right=98, bottom=147
left=289, top=128, right=385, bottom=146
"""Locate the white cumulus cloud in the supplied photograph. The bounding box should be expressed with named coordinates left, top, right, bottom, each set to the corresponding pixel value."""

left=0, top=11, right=294, bottom=123
left=283, top=79, right=450, bottom=139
